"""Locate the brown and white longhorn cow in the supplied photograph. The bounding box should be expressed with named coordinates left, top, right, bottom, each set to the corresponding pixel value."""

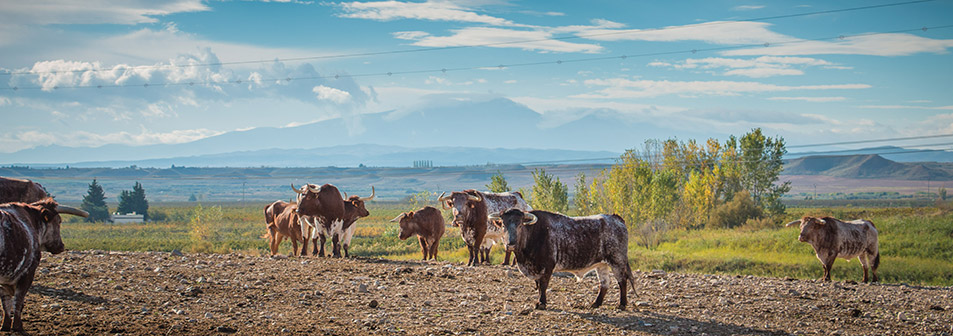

left=439, top=190, right=531, bottom=266
left=0, top=198, right=88, bottom=331
left=786, top=216, right=880, bottom=283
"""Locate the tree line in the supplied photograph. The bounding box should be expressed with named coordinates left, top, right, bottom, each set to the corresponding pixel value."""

left=491, top=128, right=789, bottom=248
left=80, top=179, right=150, bottom=222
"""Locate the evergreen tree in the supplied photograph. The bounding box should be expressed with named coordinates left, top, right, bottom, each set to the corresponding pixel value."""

left=485, top=171, right=511, bottom=192
left=80, top=179, right=110, bottom=222
left=117, top=182, right=150, bottom=221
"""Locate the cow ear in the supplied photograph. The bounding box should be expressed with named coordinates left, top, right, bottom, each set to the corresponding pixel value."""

left=41, top=208, right=57, bottom=223
left=407, top=211, right=414, bottom=218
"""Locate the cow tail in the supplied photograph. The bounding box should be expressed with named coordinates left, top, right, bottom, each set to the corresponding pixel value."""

left=626, top=262, right=637, bottom=294
left=873, top=251, right=880, bottom=269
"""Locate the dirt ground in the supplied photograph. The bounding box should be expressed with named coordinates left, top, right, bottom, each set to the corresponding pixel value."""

left=17, top=250, right=953, bottom=335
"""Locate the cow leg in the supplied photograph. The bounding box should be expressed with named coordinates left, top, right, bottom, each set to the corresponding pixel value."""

left=268, top=228, right=280, bottom=256
left=430, top=239, right=440, bottom=261
left=290, top=237, right=300, bottom=257
left=317, top=234, right=326, bottom=257
left=300, top=237, right=309, bottom=256
left=274, top=235, right=285, bottom=255
left=591, top=264, right=612, bottom=309
left=859, top=255, right=870, bottom=283
left=535, top=271, right=553, bottom=310
left=11, top=279, right=30, bottom=332
left=871, top=250, right=880, bottom=283
left=502, top=248, right=512, bottom=266
left=1, top=285, right=13, bottom=331
left=331, top=234, right=342, bottom=258
left=819, top=253, right=836, bottom=281
left=418, top=237, right=429, bottom=260
left=466, top=244, right=478, bottom=267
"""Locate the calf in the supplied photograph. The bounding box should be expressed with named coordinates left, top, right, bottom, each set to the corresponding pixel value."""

left=0, top=198, right=87, bottom=331
left=496, top=209, right=636, bottom=310
left=391, top=206, right=445, bottom=260
left=786, top=216, right=880, bottom=283
left=263, top=200, right=303, bottom=256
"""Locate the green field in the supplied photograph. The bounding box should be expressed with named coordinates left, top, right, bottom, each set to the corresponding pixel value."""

left=60, top=202, right=953, bottom=286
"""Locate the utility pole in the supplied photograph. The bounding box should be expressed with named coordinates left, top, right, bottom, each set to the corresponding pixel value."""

left=242, top=182, right=246, bottom=205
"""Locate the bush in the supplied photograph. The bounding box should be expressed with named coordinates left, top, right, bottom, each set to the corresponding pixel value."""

left=709, top=190, right=762, bottom=229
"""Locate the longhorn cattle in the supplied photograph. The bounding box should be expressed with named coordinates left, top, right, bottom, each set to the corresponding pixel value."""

left=0, top=198, right=88, bottom=331
left=0, top=177, right=48, bottom=204
left=495, top=209, right=636, bottom=310
left=439, top=190, right=530, bottom=266
left=263, top=200, right=304, bottom=256
left=292, top=183, right=345, bottom=257
left=334, top=188, right=375, bottom=258
left=391, top=206, right=445, bottom=260
left=786, top=216, right=880, bottom=283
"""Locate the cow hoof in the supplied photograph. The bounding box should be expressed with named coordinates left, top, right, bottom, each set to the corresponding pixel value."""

left=616, top=304, right=627, bottom=311
left=589, top=303, right=602, bottom=309
left=535, top=302, right=546, bottom=310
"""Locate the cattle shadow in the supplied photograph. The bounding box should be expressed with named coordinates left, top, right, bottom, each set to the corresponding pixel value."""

left=565, top=309, right=791, bottom=336
left=28, top=285, right=107, bottom=305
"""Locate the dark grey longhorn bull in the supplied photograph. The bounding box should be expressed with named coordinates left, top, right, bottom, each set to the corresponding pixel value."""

left=0, top=198, right=88, bottom=331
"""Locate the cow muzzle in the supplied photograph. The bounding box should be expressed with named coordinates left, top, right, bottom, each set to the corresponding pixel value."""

left=798, top=235, right=808, bottom=243
left=45, top=242, right=66, bottom=254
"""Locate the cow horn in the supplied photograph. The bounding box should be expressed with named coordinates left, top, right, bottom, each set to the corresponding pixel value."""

left=437, top=192, right=449, bottom=202
left=342, top=191, right=348, bottom=199
left=56, top=205, right=89, bottom=218
left=816, top=218, right=826, bottom=225
left=784, top=220, right=801, bottom=227
left=307, top=184, right=321, bottom=193
left=390, top=213, right=406, bottom=222
left=291, top=183, right=305, bottom=194
left=359, top=186, right=376, bottom=201
left=522, top=212, right=537, bottom=225
left=488, top=214, right=501, bottom=222
left=467, top=193, right=482, bottom=202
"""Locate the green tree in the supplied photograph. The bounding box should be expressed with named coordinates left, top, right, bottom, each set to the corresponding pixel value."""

left=80, top=179, right=110, bottom=222
left=530, top=168, right=568, bottom=213
left=485, top=171, right=511, bottom=192
left=735, top=128, right=791, bottom=216
left=572, top=173, right=594, bottom=216
left=117, top=182, right=150, bottom=221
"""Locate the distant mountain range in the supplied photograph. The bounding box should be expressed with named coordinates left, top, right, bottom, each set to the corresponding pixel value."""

left=783, top=154, right=953, bottom=180
left=1, top=96, right=951, bottom=168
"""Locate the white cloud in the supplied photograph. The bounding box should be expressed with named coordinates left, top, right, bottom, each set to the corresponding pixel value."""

left=649, top=56, right=840, bottom=78
left=583, top=21, right=785, bottom=45
left=312, top=85, right=352, bottom=104
left=504, top=79, right=517, bottom=84
left=334, top=1, right=527, bottom=27
left=0, top=128, right=223, bottom=152
left=724, top=33, right=953, bottom=57
left=573, top=78, right=870, bottom=99
left=768, top=96, right=847, bottom=103
left=724, top=68, right=803, bottom=77
left=733, top=5, right=765, bottom=11
left=0, top=97, right=10, bottom=106
left=858, top=105, right=953, bottom=110
left=397, top=26, right=604, bottom=53
left=0, top=0, right=209, bottom=25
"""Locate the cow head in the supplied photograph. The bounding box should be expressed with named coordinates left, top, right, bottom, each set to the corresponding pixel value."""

left=344, top=186, right=375, bottom=218
left=29, top=198, right=88, bottom=254
left=494, top=208, right=537, bottom=248
left=785, top=216, right=826, bottom=243
left=438, top=190, right=483, bottom=227
left=390, top=212, right=415, bottom=240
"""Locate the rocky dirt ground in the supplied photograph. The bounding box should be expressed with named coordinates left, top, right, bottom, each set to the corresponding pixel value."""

left=17, top=250, right=953, bottom=335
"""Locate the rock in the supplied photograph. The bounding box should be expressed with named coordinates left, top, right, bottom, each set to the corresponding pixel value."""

left=182, top=287, right=202, bottom=297
left=358, top=284, right=369, bottom=293
left=897, top=311, right=913, bottom=321
left=518, top=308, right=533, bottom=315
left=204, top=312, right=214, bottom=319
left=215, top=326, right=238, bottom=333
left=271, top=254, right=288, bottom=260
left=846, top=308, right=862, bottom=318
left=368, top=300, right=379, bottom=308
left=171, top=249, right=183, bottom=256
left=173, top=309, right=185, bottom=315
left=669, top=326, right=680, bottom=333
left=636, top=301, right=650, bottom=307
left=929, top=305, right=945, bottom=311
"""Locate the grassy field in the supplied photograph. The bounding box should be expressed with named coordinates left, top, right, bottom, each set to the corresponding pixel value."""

left=60, top=202, right=953, bottom=286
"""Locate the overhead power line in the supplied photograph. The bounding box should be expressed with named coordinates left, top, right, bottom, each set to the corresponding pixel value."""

left=0, top=0, right=938, bottom=77
left=4, top=23, right=952, bottom=92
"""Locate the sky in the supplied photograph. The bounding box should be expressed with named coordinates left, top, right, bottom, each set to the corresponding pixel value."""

left=1, top=0, right=953, bottom=155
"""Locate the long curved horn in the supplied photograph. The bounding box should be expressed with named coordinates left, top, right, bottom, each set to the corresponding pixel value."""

left=390, top=213, right=406, bottom=222
left=467, top=193, right=482, bottom=202
left=342, top=191, right=348, bottom=199
left=784, top=220, right=801, bottom=227
left=522, top=212, right=537, bottom=225
left=291, top=183, right=305, bottom=194
left=437, top=192, right=449, bottom=202
left=56, top=205, right=89, bottom=218
left=359, top=186, right=376, bottom=201
left=816, top=218, right=826, bottom=225
left=488, top=214, right=501, bottom=222
left=307, top=184, right=321, bottom=193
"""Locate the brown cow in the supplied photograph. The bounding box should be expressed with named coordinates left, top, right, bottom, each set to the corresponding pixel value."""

left=292, top=183, right=345, bottom=257
left=263, top=200, right=303, bottom=256
left=0, top=177, right=49, bottom=204
left=439, top=190, right=531, bottom=266
left=0, top=198, right=88, bottom=331
left=786, top=216, right=880, bottom=283
left=335, top=189, right=375, bottom=258
left=390, top=206, right=445, bottom=260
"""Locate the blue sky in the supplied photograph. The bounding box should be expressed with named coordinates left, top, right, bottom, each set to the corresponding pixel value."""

left=1, top=0, right=952, bottom=155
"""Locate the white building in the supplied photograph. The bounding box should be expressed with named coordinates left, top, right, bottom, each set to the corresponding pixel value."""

left=111, top=212, right=144, bottom=223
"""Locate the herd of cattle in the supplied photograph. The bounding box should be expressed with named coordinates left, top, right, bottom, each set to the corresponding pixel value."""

left=0, top=176, right=881, bottom=332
